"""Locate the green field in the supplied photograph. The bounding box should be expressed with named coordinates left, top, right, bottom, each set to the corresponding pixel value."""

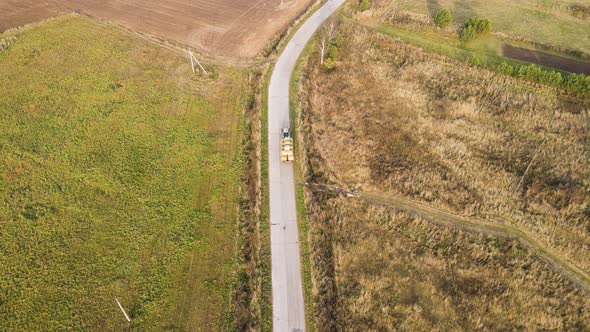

left=0, top=15, right=246, bottom=330
left=397, top=0, right=590, bottom=54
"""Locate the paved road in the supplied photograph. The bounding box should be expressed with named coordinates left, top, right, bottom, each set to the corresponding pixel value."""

left=267, top=0, right=346, bottom=331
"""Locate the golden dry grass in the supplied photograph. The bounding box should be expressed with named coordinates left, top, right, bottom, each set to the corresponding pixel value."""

left=296, top=21, right=590, bottom=331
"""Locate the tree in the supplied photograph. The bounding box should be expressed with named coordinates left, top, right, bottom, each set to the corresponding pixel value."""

left=434, top=9, right=452, bottom=28
left=317, top=20, right=338, bottom=65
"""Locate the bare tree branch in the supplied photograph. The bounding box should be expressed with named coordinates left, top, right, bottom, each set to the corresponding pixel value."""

left=317, top=19, right=338, bottom=65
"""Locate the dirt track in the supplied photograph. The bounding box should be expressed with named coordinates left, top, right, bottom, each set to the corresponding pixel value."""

left=362, top=191, right=590, bottom=294
left=0, top=0, right=315, bottom=59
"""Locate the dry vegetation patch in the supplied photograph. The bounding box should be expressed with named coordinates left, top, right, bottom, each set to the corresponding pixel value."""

left=298, top=21, right=590, bottom=330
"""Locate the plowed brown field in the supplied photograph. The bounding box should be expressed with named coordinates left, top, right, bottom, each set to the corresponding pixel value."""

left=0, top=0, right=315, bottom=59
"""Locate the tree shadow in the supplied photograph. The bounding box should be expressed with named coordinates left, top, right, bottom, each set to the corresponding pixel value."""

left=427, top=0, right=476, bottom=23
left=426, top=0, right=441, bottom=17
left=452, top=0, right=476, bottom=23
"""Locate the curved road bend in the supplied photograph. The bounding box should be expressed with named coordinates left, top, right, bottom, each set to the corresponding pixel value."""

left=268, top=0, right=346, bottom=331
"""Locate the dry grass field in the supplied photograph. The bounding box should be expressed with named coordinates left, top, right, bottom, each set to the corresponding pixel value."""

left=296, top=20, right=590, bottom=330
left=0, top=0, right=316, bottom=59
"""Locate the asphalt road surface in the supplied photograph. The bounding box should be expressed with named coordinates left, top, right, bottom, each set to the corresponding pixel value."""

left=267, top=0, right=346, bottom=331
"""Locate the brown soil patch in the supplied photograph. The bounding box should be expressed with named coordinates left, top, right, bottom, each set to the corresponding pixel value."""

left=0, top=0, right=315, bottom=60
left=502, top=44, right=590, bottom=75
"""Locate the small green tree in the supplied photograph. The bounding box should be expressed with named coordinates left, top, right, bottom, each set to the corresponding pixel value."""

left=565, top=74, right=590, bottom=95
left=460, top=25, right=477, bottom=42
left=466, top=17, right=492, bottom=33
left=324, top=57, right=335, bottom=69
left=434, top=9, right=453, bottom=28
left=460, top=17, right=492, bottom=42
left=468, top=55, right=482, bottom=66
left=517, top=64, right=543, bottom=81
left=359, top=0, right=370, bottom=12
left=540, top=70, right=563, bottom=86
left=497, top=62, right=514, bottom=75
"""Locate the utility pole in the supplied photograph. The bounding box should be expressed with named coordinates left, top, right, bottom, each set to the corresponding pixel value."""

left=115, top=298, right=131, bottom=323
left=188, top=50, right=208, bottom=75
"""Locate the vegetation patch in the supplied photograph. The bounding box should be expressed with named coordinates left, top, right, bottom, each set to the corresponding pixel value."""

left=367, top=0, right=590, bottom=55
left=570, top=4, right=590, bottom=19
left=0, top=15, right=247, bottom=330
left=502, top=43, right=590, bottom=75
left=433, top=8, right=452, bottom=28
left=297, top=19, right=590, bottom=331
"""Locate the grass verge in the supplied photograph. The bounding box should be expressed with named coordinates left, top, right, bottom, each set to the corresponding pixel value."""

left=260, top=64, right=273, bottom=332
left=290, top=40, right=318, bottom=332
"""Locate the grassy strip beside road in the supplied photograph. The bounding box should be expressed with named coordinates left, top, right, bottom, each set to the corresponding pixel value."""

left=260, top=65, right=273, bottom=332
left=290, top=40, right=318, bottom=332
left=362, top=192, right=590, bottom=293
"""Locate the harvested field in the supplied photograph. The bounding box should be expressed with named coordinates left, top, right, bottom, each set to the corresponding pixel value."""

left=296, top=20, right=590, bottom=331
left=0, top=0, right=316, bottom=59
left=503, top=44, right=590, bottom=75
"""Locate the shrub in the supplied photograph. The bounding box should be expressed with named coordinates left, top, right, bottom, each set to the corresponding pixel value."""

left=497, top=62, right=514, bottom=75
left=359, top=0, right=370, bottom=12
left=460, top=17, right=491, bottom=42
left=460, top=25, right=477, bottom=42
left=434, top=9, right=453, bottom=28
left=328, top=45, right=339, bottom=60
left=324, top=57, right=335, bottom=69
left=508, top=64, right=589, bottom=96
left=468, top=55, right=482, bottom=66
left=565, top=73, right=590, bottom=95
left=517, top=64, right=543, bottom=81
left=465, top=17, right=492, bottom=34
left=540, top=70, right=563, bottom=86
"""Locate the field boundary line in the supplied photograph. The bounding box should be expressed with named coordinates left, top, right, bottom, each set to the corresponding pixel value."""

left=360, top=191, right=590, bottom=293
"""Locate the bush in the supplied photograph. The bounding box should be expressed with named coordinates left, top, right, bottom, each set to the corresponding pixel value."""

left=328, top=45, right=339, bottom=60
left=434, top=9, right=453, bottom=28
left=466, top=17, right=492, bottom=33
left=517, top=64, right=543, bottom=81
left=508, top=64, right=590, bottom=96
left=497, top=62, right=514, bottom=75
left=359, top=0, right=370, bottom=12
left=565, top=73, right=590, bottom=95
left=460, top=25, right=477, bottom=42
left=460, top=17, right=491, bottom=42
left=540, top=71, right=563, bottom=86
left=468, top=55, right=482, bottom=66
left=324, top=57, right=335, bottom=69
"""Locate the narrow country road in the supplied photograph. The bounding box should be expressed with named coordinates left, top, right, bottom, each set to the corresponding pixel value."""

left=267, top=0, right=346, bottom=331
